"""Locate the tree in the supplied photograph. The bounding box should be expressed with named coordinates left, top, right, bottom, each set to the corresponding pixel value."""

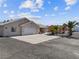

left=66, top=21, right=78, bottom=36
left=48, top=25, right=58, bottom=35
left=54, top=25, right=59, bottom=34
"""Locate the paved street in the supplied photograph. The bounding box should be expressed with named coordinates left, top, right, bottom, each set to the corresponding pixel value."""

left=0, top=35, right=79, bottom=59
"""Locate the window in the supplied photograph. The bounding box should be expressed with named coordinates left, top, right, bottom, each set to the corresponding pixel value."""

left=5, top=27, right=7, bottom=29
left=11, top=27, right=16, bottom=32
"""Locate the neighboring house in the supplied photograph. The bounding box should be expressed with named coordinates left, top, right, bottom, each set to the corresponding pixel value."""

left=74, top=25, right=79, bottom=32
left=73, top=22, right=79, bottom=32
left=0, top=17, right=47, bottom=36
left=38, top=24, right=48, bottom=34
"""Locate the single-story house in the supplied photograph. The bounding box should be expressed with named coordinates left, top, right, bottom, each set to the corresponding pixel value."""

left=0, top=17, right=48, bottom=36
left=74, top=25, right=79, bottom=32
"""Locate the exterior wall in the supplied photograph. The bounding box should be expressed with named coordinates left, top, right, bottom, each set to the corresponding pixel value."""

left=3, top=23, right=20, bottom=36
left=0, top=26, right=3, bottom=36
left=40, top=28, right=47, bottom=33
left=0, top=18, right=46, bottom=36
left=3, top=18, right=29, bottom=36
left=74, top=26, right=79, bottom=32
left=21, top=22, right=40, bottom=35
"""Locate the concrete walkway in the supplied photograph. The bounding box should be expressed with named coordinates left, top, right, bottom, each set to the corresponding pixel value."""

left=11, top=34, right=60, bottom=44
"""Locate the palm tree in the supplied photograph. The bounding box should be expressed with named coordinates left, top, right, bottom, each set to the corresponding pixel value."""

left=66, top=21, right=78, bottom=36
left=62, top=23, right=67, bottom=33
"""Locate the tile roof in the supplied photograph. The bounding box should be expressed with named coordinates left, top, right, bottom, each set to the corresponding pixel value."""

left=0, top=17, right=47, bottom=28
left=0, top=18, right=29, bottom=26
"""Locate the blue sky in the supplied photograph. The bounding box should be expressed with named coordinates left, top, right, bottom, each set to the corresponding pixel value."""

left=0, top=0, right=79, bottom=25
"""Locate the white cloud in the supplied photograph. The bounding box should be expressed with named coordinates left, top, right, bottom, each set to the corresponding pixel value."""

left=65, top=0, right=77, bottom=5
left=65, top=6, right=70, bottom=11
left=54, top=6, right=58, bottom=11
left=35, top=0, right=43, bottom=8
left=0, top=0, right=6, bottom=7
left=19, top=0, right=44, bottom=12
left=3, top=10, right=8, bottom=14
left=31, top=9, right=39, bottom=12
left=9, top=14, right=15, bottom=19
left=3, top=3, right=7, bottom=7
left=41, top=7, right=44, bottom=10
left=64, top=0, right=77, bottom=11
left=28, top=17, right=42, bottom=24
left=59, top=12, right=67, bottom=15
left=17, top=12, right=41, bottom=19
left=10, top=10, right=15, bottom=14
left=48, top=1, right=51, bottom=4
left=17, top=13, right=31, bottom=18
left=7, top=13, right=31, bottom=19
left=51, top=14, right=55, bottom=16
left=45, top=14, right=48, bottom=16
left=74, top=16, right=79, bottom=19
left=19, top=0, right=33, bottom=9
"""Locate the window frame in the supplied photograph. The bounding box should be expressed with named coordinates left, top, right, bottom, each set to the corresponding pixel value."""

left=11, top=27, right=16, bottom=32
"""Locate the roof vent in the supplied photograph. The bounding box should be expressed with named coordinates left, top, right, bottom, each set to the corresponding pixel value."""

left=3, top=20, right=6, bottom=23
left=7, top=20, right=9, bottom=22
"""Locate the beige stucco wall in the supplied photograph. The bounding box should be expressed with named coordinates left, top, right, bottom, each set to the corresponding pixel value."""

left=0, top=26, right=3, bottom=36
left=3, top=18, right=29, bottom=36
left=3, top=23, right=20, bottom=36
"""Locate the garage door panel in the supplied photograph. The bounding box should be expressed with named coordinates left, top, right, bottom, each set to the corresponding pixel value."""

left=22, top=27, right=37, bottom=35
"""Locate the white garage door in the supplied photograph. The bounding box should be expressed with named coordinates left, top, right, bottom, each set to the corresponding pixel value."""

left=22, top=27, right=37, bottom=35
